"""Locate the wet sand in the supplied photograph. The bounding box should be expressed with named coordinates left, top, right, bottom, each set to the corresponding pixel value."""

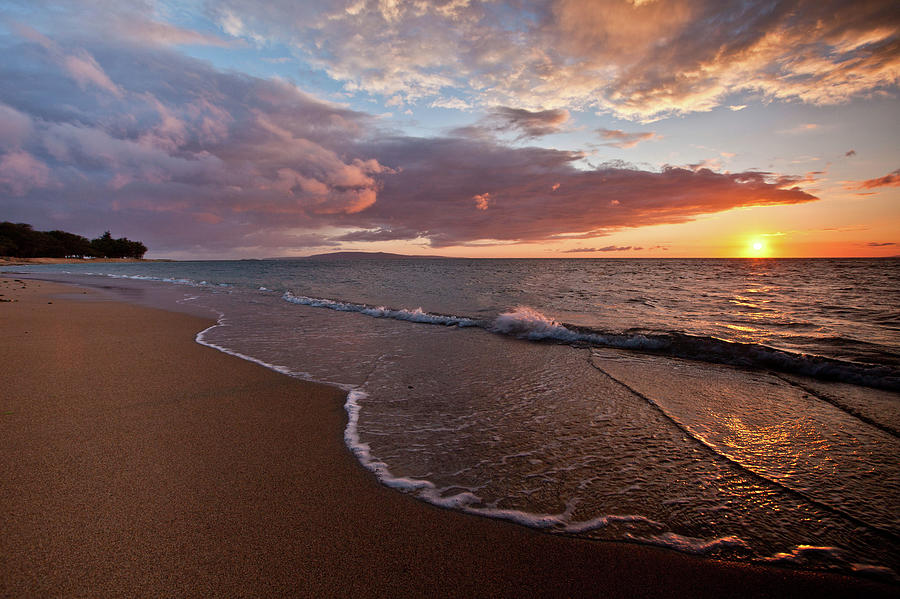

left=1, top=277, right=894, bottom=597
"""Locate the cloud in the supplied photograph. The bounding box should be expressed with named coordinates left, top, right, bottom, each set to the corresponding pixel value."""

left=1, top=30, right=391, bottom=249
left=487, top=107, right=571, bottom=138
left=203, top=0, right=900, bottom=120
left=854, top=168, right=900, bottom=189
left=430, top=97, right=473, bottom=111
left=845, top=149, right=857, bottom=157
left=336, top=140, right=818, bottom=247
left=779, top=123, right=820, bottom=135
left=119, top=19, right=235, bottom=47
left=689, top=158, right=724, bottom=171
left=0, top=104, right=33, bottom=150
left=472, top=193, right=492, bottom=210
left=598, top=128, right=659, bottom=148
left=0, top=150, right=54, bottom=196
left=11, top=22, right=124, bottom=97
left=0, top=25, right=820, bottom=255
left=867, top=241, right=896, bottom=247
left=7, top=1, right=233, bottom=48
left=562, top=245, right=641, bottom=252
left=454, top=106, right=571, bottom=140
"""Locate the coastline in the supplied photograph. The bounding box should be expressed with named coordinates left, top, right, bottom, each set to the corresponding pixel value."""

left=1, top=277, right=894, bottom=597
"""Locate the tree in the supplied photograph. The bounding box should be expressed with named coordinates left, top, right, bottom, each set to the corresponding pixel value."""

left=90, top=231, right=116, bottom=257
left=0, top=222, right=147, bottom=259
left=90, top=231, right=147, bottom=259
left=47, top=230, right=95, bottom=257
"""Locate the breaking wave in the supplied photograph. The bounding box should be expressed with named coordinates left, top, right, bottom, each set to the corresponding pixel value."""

left=281, top=294, right=899, bottom=392
left=282, top=291, right=480, bottom=327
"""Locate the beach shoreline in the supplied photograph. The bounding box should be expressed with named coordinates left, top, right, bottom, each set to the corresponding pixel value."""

left=1, top=276, right=894, bottom=597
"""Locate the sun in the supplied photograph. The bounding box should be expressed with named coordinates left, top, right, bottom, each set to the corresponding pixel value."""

left=740, top=235, right=772, bottom=258
left=746, top=238, right=770, bottom=257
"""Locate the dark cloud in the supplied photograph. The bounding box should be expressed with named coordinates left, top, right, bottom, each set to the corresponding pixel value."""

left=845, top=149, right=857, bottom=157
left=486, top=107, right=570, bottom=138
left=331, top=139, right=817, bottom=247
left=453, top=106, right=570, bottom=140
left=0, top=24, right=819, bottom=256
left=867, top=241, right=896, bottom=247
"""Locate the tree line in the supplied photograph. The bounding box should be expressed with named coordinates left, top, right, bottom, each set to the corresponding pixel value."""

left=0, top=222, right=147, bottom=259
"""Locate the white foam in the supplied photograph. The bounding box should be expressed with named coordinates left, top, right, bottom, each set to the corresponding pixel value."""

left=630, top=531, right=751, bottom=555
left=194, top=312, right=307, bottom=378
left=282, top=292, right=479, bottom=327
left=563, top=513, right=662, bottom=534
left=98, top=272, right=203, bottom=287
left=343, top=389, right=437, bottom=492
left=464, top=506, right=566, bottom=529
left=490, top=306, right=666, bottom=352
left=491, top=306, right=576, bottom=340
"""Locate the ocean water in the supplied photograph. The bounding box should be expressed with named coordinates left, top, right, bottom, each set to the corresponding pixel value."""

left=12, top=257, right=900, bottom=579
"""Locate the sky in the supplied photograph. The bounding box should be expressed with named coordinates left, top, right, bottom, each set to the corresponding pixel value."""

left=0, top=0, right=898, bottom=259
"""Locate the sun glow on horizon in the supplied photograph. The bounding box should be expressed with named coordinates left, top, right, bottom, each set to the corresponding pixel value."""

left=743, top=237, right=772, bottom=257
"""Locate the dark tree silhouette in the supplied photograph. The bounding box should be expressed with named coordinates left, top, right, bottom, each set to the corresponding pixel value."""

left=0, top=222, right=147, bottom=259
left=91, top=231, right=147, bottom=259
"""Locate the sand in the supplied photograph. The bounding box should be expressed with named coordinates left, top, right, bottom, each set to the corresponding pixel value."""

left=0, top=277, right=895, bottom=598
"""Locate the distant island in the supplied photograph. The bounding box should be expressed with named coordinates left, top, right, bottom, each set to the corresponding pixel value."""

left=270, top=251, right=451, bottom=261
left=0, top=222, right=147, bottom=259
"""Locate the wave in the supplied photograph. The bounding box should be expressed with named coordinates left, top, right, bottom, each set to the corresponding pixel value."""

left=94, top=272, right=204, bottom=286
left=280, top=295, right=899, bottom=391
left=490, top=307, right=900, bottom=392
left=282, top=292, right=480, bottom=327
left=759, top=545, right=896, bottom=580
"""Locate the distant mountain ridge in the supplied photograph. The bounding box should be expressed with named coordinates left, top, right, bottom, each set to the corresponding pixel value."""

left=269, top=251, right=451, bottom=261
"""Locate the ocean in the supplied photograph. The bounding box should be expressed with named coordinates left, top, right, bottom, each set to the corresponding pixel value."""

left=12, top=257, right=900, bottom=579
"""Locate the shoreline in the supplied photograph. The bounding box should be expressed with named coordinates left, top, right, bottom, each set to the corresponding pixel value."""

left=0, top=257, right=172, bottom=266
left=1, top=277, right=895, bottom=597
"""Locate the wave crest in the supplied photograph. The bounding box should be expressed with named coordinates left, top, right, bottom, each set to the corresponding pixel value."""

left=282, top=291, right=479, bottom=327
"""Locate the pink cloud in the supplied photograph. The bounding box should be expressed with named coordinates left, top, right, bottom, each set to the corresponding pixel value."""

left=12, top=22, right=123, bottom=97
left=472, top=193, right=491, bottom=210
left=0, top=150, right=53, bottom=195
left=0, top=104, right=33, bottom=150
left=62, top=50, right=123, bottom=97
left=120, top=19, right=235, bottom=47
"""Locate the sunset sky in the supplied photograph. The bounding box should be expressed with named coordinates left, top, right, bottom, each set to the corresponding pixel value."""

left=1, top=0, right=898, bottom=258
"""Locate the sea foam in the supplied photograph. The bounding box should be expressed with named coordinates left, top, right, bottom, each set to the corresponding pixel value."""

left=282, top=291, right=479, bottom=327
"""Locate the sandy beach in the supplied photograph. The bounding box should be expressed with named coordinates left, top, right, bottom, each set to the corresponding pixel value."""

left=1, top=277, right=894, bottom=598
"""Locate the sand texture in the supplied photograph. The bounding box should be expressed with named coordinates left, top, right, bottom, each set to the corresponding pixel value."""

left=0, top=277, right=895, bottom=598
